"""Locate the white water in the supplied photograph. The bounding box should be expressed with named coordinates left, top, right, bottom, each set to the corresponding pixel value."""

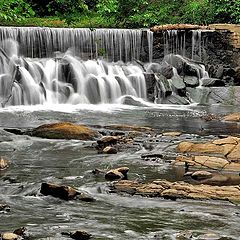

left=0, top=27, right=153, bottom=62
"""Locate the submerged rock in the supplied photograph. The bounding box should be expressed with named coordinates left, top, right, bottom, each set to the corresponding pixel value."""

left=111, top=179, right=240, bottom=202
left=30, top=122, right=99, bottom=140
left=40, top=183, right=94, bottom=201
left=62, top=230, right=92, bottom=240
left=105, top=167, right=129, bottom=180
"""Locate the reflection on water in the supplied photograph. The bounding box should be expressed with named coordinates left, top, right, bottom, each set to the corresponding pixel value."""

left=0, top=105, right=240, bottom=239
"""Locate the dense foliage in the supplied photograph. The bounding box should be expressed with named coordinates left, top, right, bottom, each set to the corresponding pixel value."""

left=0, top=0, right=239, bottom=27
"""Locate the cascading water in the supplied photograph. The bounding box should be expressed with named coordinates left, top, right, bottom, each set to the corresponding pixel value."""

left=0, top=27, right=153, bottom=107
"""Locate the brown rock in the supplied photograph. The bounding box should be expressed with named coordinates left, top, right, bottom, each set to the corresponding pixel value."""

left=70, top=230, right=92, bottom=240
left=112, top=180, right=240, bottom=202
left=105, top=167, right=129, bottom=180
left=162, top=131, right=182, bottom=137
left=191, top=171, right=213, bottom=181
left=104, top=124, right=153, bottom=133
left=31, top=122, right=99, bottom=140
left=178, top=142, right=224, bottom=154
left=212, top=136, right=239, bottom=145
left=175, top=155, right=240, bottom=171
left=40, top=183, right=94, bottom=201
left=1, top=233, right=19, bottom=240
left=177, top=142, right=194, bottom=152
left=0, top=158, right=10, bottom=170
left=102, top=146, right=117, bottom=154
left=223, top=113, right=240, bottom=122
left=97, top=136, right=120, bottom=146
left=226, top=143, right=240, bottom=161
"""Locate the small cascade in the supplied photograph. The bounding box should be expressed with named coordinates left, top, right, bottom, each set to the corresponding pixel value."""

left=191, top=30, right=202, bottom=61
left=0, top=27, right=152, bottom=62
left=0, top=40, right=147, bottom=106
left=163, top=30, right=186, bottom=57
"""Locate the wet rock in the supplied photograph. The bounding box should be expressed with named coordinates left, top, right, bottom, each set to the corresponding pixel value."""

left=197, top=232, right=225, bottom=240
left=144, top=73, right=156, bottom=101
left=3, top=128, right=25, bottom=135
left=40, top=182, right=94, bottom=201
left=70, top=230, right=92, bottom=240
left=105, top=167, right=129, bottom=180
left=97, top=136, right=121, bottom=147
left=0, top=204, right=10, bottom=212
left=162, top=131, right=182, bottom=137
left=0, top=158, right=10, bottom=170
left=201, top=78, right=225, bottom=87
left=176, top=230, right=193, bottom=240
left=13, top=227, right=26, bottom=237
left=215, top=65, right=224, bottom=79
left=30, top=122, right=99, bottom=140
left=111, top=179, right=240, bottom=202
left=1, top=233, right=20, bottom=240
left=175, top=155, right=240, bottom=171
left=104, top=124, right=153, bottom=133
left=178, top=141, right=224, bottom=154
left=102, top=146, right=118, bottom=154
left=183, top=75, right=199, bottom=87
left=191, top=171, right=213, bottom=181
left=121, top=95, right=147, bottom=107
left=171, top=75, right=186, bottom=90
left=161, top=93, right=190, bottom=105
left=223, top=112, right=240, bottom=122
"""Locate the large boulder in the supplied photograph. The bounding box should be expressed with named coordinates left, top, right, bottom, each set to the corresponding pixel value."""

left=105, top=167, right=129, bottom=180
left=30, top=122, right=99, bottom=140
left=146, top=62, right=174, bottom=79
left=40, top=183, right=94, bottom=202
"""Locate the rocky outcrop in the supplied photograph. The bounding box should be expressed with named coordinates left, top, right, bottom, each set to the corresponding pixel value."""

left=29, top=122, right=99, bottom=140
left=40, top=183, right=94, bottom=202
left=178, top=136, right=240, bottom=159
left=111, top=179, right=240, bottom=202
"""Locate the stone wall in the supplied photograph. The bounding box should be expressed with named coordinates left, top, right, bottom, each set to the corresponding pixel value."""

left=150, top=24, right=240, bottom=85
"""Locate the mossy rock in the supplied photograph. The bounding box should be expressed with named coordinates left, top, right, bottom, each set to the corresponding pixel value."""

left=31, top=122, right=99, bottom=140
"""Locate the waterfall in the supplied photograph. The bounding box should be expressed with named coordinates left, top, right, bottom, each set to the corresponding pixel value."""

left=0, top=39, right=147, bottom=106
left=0, top=27, right=152, bottom=62
left=164, top=30, right=186, bottom=57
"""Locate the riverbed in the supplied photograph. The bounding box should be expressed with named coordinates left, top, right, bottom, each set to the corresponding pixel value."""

left=0, top=104, right=240, bottom=239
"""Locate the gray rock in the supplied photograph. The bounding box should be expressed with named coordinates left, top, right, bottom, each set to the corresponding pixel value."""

left=201, top=78, right=225, bottom=87
left=184, top=75, right=199, bottom=87
left=171, top=75, right=186, bottom=90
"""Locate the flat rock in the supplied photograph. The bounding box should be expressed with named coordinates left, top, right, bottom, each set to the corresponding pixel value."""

left=175, top=155, right=240, bottom=171
left=223, top=112, right=240, bottom=122
left=178, top=142, right=224, bottom=154
left=212, top=136, right=239, bottom=145
left=111, top=179, right=240, bottom=202
left=162, top=131, right=182, bottom=137
left=104, top=125, right=153, bottom=133
left=40, top=182, right=94, bottom=201
left=226, top=143, right=240, bottom=161
left=30, top=122, right=99, bottom=140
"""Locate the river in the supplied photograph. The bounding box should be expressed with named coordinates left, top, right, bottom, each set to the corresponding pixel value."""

left=0, top=104, right=240, bottom=239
